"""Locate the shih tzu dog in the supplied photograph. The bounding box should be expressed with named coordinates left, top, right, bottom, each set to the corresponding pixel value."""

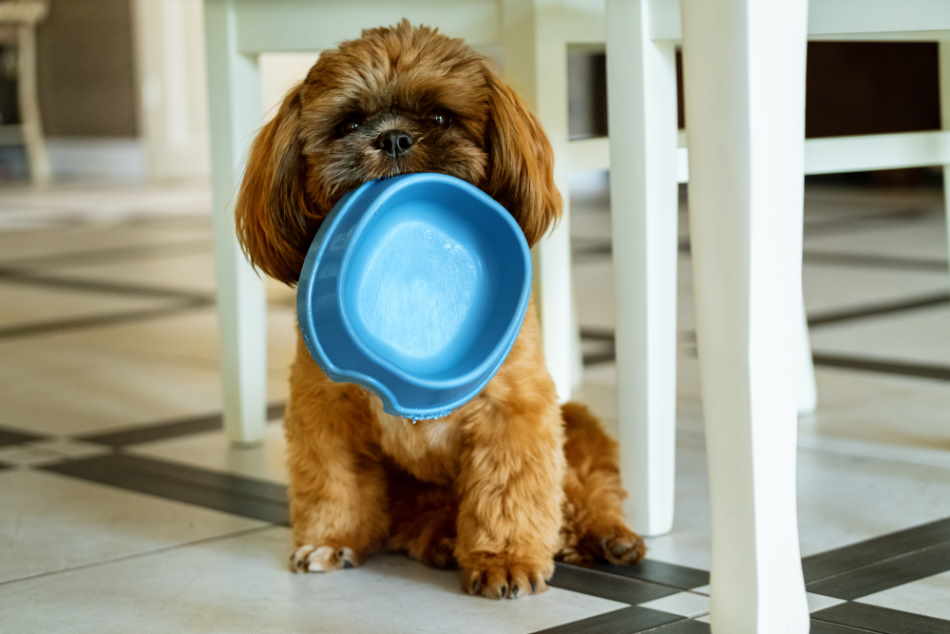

left=235, top=20, right=644, bottom=599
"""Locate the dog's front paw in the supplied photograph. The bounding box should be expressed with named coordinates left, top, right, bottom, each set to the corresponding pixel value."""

left=460, top=554, right=554, bottom=599
left=601, top=526, right=646, bottom=566
left=290, top=544, right=358, bottom=573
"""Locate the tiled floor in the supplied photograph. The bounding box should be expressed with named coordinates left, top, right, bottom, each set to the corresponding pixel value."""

left=1, top=178, right=949, bottom=633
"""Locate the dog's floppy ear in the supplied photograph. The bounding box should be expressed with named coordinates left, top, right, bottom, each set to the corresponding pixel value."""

left=235, top=83, right=315, bottom=285
left=483, top=67, right=562, bottom=246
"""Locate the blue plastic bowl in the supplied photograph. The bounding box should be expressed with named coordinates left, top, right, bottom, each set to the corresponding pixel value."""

left=297, top=173, right=532, bottom=420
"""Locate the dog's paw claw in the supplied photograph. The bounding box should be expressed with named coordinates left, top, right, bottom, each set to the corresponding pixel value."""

left=462, top=559, right=552, bottom=599
left=291, top=544, right=358, bottom=573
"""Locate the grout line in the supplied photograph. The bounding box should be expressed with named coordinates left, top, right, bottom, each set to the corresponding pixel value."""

left=812, top=353, right=950, bottom=382
left=0, top=298, right=213, bottom=341
left=0, top=266, right=214, bottom=303
left=0, top=524, right=276, bottom=589
left=804, top=250, right=948, bottom=273
left=80, top=401, right=286, bottom=447
left=807, top=292, right=950, bottom=327
left=801, top=207, right=938, bottom=238
left=0, top=239, right=213, bottom=270
left=808, top=614, right=883, bottom=634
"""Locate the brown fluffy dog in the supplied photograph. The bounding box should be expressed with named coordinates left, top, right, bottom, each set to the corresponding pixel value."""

left=236, top=21, right=644, bottom=599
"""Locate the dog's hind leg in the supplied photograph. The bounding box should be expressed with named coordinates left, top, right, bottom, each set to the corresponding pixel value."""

left=385, top=467, right=457, bottom=569
left=558, top=402, right=646, bottom=566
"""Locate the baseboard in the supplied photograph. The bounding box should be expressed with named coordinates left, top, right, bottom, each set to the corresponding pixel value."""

left=47, top=137, right=146, bottom=182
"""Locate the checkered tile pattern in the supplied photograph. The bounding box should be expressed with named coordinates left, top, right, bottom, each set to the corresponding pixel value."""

left=2, top=180, right=950, bottom=632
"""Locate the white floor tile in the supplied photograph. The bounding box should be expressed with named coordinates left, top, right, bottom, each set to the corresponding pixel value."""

left=642, top=432, right=950, bottom=571
left=0, top=470, right=265, bottom=584
left=0, top=181, right=210, bottom=233
left=0, top=215, right=209, bottom=263
left=857, top=571, right=950, bottom=621
left=0, top=527, right=626, bottom=634
left=806, top=593, right=845, bottom=613
left=0, top=282, right=173, bottom=330
left=583, top=354, right=950, bottom=461
left=639, top=591, right=709, bottom=618
left=45, top=250, right=295, bottom=304
left=129, top=424, right=289, bottom=484
left=0, top=309, right=291, bottom=436
left=574, top=256, right=950, bottom=334
left=812, top=304, right=950, bottom=367
left=807, top=211, right=947, bottom=262
left=803, top=366, right=950, bottom=458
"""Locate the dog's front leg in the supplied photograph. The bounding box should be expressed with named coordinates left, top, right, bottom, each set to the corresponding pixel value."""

left=285, top=396, right=389, bottom=573
left=455, top=397, right=566, bottom=599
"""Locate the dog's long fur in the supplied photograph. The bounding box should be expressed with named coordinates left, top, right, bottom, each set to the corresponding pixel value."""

left=236, top=21, right=644, bottom=599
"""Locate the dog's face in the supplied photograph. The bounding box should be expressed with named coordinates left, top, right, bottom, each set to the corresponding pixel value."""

left=236, top=21, right=561, bottom=284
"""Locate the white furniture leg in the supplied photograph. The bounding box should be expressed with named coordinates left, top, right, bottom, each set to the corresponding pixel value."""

left=204, top=0, right=268, bottom=445
left=940, top=42, right=950, bottom=279
left=605, top=0, right=678, bottom=537
left=680, top=0, right=809, bottom=631
left=537, top=205, right=579, bottom=402
left=16, top=23, right=49, bottom=185
left=501, top=0, right=581, bottom=401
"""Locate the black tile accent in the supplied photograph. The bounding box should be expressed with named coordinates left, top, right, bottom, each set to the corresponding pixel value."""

left=1, top=239, right=212, bottom=270
left=804, top=251, right=948, bottom=273
left=813, top=602, right=950, bottom=634
left=646, top=613, right=933, bottom=634
left=572, top=241, right=613, bottom=262
left=583, top=350, right=617, bottom=367
left=0, top=267, right=213, bottom=303
left=0, top=426, right=45, bottom=447
left=649, top=620, right=710, bottom=633
left=807, top=292, right=950, bottom=328
left=580, top=327, right=616, bottom=342
left=41, top=453, right=288, bottom=525
left=802, top=207, right=937, bottom=238
left=803, top=518, right=950, bottom=584
left=0, top=298, right=212, bottom=340
left=531, top=606, right=684, bottom=634
left=588, top=559, right=710, bottom=591
left=812, top=353, right=950, bottom=382
left=0, top=462, right=11, bottom=471
left=550, top=563, right=679, bottom=605
left=650, top=621, right=712, bottom=634
left=808, top=541, right=950, bottom=600
left=810, top=620, right=880, bottom=634
left=80, top=401, right=286, bottom=447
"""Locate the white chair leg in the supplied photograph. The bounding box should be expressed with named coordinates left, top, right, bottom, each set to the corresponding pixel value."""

left=681, top=0, right=809, bottom=632
left=501, top=1, right=581, bottom=401
left=605, top=0, right=678, bottom=537
left=940, top=42, right=950, bottom=279
left=536, top=209, right=580, bottom=401
left=204, top=0, right=268, bottom=445
left=16, top=24, right=49, bottom=185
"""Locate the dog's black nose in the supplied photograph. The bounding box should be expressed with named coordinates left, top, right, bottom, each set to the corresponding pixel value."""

left=377, top=130, right=414, bottom=158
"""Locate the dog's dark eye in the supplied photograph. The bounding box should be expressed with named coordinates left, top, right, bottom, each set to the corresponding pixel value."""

left=339, top=118, right=362, bottom=136
left=430, top=111, right=451, bottom=127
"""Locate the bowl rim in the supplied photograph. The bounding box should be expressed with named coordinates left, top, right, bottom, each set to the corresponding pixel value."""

left=297, top=173, right=532, bottom=417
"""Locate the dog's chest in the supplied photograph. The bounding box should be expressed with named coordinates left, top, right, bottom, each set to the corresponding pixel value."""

left=375, top=408, right=461, bottom=484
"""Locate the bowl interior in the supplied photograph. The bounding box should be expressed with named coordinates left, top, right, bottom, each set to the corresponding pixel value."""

left=341, top=180, right=526, bottom=382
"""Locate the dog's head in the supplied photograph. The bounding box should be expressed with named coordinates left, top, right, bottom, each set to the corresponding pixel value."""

left=235, top=20, right=561, bottom=284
